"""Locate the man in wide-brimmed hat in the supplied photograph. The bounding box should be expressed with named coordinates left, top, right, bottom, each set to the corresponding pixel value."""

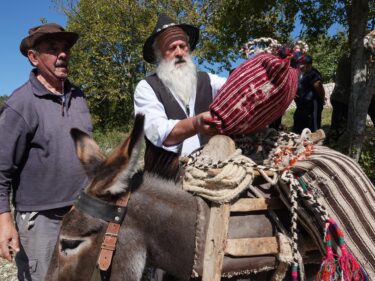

left=0, top=23, right=92, bottom=280
left=134, top=14, right=226, bottom=178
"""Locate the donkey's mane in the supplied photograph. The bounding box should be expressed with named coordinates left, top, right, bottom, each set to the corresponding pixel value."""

left=124, top=171, right=198, bottom=279
left=130, top=171, right=194, bottom=208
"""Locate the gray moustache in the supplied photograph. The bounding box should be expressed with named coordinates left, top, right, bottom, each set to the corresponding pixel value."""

left=175, top=58, right=186, bottom=64
left=55, top=61, right=67, bottom=67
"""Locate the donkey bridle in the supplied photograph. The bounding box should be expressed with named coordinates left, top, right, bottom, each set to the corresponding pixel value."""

left=75, top=190, right=131, bottom=279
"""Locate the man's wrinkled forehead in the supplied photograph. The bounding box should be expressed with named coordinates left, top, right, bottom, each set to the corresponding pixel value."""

left=157, top=26, right=188, bottom=50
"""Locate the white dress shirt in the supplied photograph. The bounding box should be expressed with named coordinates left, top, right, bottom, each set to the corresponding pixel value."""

left=134, top=72, right=226, bottom=155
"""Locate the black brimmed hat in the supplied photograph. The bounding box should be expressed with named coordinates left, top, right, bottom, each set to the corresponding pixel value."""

left=20, top=23, right=79, bottom=57
left=143, top=14, right=199, bottom=64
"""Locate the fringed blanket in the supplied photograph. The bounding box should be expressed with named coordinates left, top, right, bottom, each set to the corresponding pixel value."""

left=291, top=145, right=375, bottom=280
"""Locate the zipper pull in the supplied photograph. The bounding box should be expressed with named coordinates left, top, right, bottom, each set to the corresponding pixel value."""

left=61, top=79, right=65, bottom=117
left=61, top=95, right=65, bottom=116
left=186, top=104, right=190, bottom=116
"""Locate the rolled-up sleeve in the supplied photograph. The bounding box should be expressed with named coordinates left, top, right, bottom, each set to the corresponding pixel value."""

left=134, top=80, right=180, bottom=153
left=0, top=106, right=30, bottom=213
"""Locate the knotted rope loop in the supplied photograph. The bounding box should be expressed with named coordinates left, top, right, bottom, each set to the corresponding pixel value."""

left=183, top=148, right=279, bottom=203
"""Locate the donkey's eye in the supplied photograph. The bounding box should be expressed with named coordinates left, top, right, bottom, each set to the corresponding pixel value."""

left=61, top=239, right=83, bottom=251
left=59, top=237, right=91, bottom=256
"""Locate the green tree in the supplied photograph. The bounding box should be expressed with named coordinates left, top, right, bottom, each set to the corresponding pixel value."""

left=54, top=0, right=149, bottom=130
left=196, top=0, right=299, bottom=72
left=54, top=0, right=203, bottom=131
left=0, top=96, right=7, bottom=107
left=308, top=33, right=348, bottom=83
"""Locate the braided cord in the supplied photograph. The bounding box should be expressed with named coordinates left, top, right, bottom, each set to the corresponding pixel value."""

left=183, top=149, right=279, bottom=203
left=281, top=171, right=300, bottom=281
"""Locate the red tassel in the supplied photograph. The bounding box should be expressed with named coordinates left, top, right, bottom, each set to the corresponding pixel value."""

left=316, top=232, right=337, bottom=281
left=328, top=218, right=366, bottom=281
left=338, top=244, right=365, bottom=281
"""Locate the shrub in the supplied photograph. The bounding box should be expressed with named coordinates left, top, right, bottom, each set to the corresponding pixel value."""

left=0, top=95, right=7, bottom=107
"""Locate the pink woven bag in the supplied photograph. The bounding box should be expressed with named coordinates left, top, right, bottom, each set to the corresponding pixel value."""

left=210, top=53, right=299, bottom=135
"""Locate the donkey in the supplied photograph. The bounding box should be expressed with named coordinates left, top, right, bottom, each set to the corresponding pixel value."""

left=45, top=114, right=208, bottom=281
left=45, top=114, right=375, bottom=280
left=46, top=114, right=292, bottom=281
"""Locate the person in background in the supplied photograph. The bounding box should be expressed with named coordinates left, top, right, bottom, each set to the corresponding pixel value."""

left=134, top=14, right=226, bottom=179
left=293, top=54, right=325, bottom=134
left=0, top=23, right=92, bottom=280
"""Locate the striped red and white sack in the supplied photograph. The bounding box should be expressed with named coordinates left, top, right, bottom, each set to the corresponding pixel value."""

left=210, top=53, right=299, bottom=135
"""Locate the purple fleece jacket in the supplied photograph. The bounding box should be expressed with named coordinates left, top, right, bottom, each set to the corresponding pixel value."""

left=0, top=69, right=92, bottom=213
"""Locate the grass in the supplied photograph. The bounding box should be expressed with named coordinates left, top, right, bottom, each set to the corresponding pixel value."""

left=93, top=128, right=146, bottom=167
left=281, top=107, right=332, bottom=132
left=93, top=129, right=128, bottom=154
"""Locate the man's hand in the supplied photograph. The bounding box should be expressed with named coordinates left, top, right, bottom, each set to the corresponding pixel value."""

left=193, top=111, right=218, bottom=136
left=163, top=111, right=218, bottom=147
left=0, top=212, right=20, bottom=261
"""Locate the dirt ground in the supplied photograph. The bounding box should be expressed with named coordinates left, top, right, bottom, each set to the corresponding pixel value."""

left=0, top=258, right=17, bottom=281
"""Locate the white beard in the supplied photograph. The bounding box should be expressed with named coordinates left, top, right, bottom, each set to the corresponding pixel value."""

left=156, top=55, right=197, bottom=106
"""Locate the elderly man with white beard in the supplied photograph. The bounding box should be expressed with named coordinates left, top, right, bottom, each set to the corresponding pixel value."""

left=134, top=14, right=226, bottom=179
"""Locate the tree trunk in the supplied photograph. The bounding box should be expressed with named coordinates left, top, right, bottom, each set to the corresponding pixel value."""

left=347, top=0, right=369, bottom=161
left=367, top=67, right=375, bottom=101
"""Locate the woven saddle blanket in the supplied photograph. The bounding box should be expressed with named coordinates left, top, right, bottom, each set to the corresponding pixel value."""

left=290, top=145, right=375, bottom=279
left=237, top=129, right=375, bottom=279
left=237, top=128, right=375, bottom=280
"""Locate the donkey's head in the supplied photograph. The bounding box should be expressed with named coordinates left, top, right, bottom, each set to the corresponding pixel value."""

left=45, top=114, right=144, bottom=281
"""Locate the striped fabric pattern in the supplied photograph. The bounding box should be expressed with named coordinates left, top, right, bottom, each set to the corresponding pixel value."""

left=210, top=53, right=299, bottom=135
left=292, top=145, right=375, bottom=279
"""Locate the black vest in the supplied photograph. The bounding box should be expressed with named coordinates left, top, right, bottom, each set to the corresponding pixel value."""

left=143, top=71, right=212, bottom=180
left=145, top=71, right=213, bottom=147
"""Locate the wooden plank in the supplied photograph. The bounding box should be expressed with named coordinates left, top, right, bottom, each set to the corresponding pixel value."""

left=230, top=198, right=283, bottom=212
left=202, top=203, right=231, bottom=281
left=225, top=237, right=279, bottom=257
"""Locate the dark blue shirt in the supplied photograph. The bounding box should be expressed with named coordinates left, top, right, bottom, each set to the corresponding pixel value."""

left=0, top=70, right=92, bottom=213
left=296, top=67, right=322, bottom=104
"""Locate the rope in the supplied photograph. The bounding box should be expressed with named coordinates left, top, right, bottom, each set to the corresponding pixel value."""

left=183, top=149, right=279, bottom=203
left=281, top=171, right=301, bottom=281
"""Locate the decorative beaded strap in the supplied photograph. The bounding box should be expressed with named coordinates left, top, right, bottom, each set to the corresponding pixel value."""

left=240, top=37, right=309, bottom=58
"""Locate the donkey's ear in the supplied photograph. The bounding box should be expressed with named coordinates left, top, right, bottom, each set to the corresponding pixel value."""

left=103, top=114, right=144, bottom=195
left=70, top=128, right=106, bottom=178
left=126, top=113, right=145, bottom=160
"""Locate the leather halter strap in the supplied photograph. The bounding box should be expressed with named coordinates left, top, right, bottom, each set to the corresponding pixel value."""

left=75, top=191, right=128, bottom=223
left=97, top=192, right=131, bottom=271
left=75, top=190, right=131, bottom=273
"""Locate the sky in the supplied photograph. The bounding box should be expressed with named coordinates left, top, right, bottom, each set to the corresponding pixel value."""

left=0, top=1, right=67, bottom=96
